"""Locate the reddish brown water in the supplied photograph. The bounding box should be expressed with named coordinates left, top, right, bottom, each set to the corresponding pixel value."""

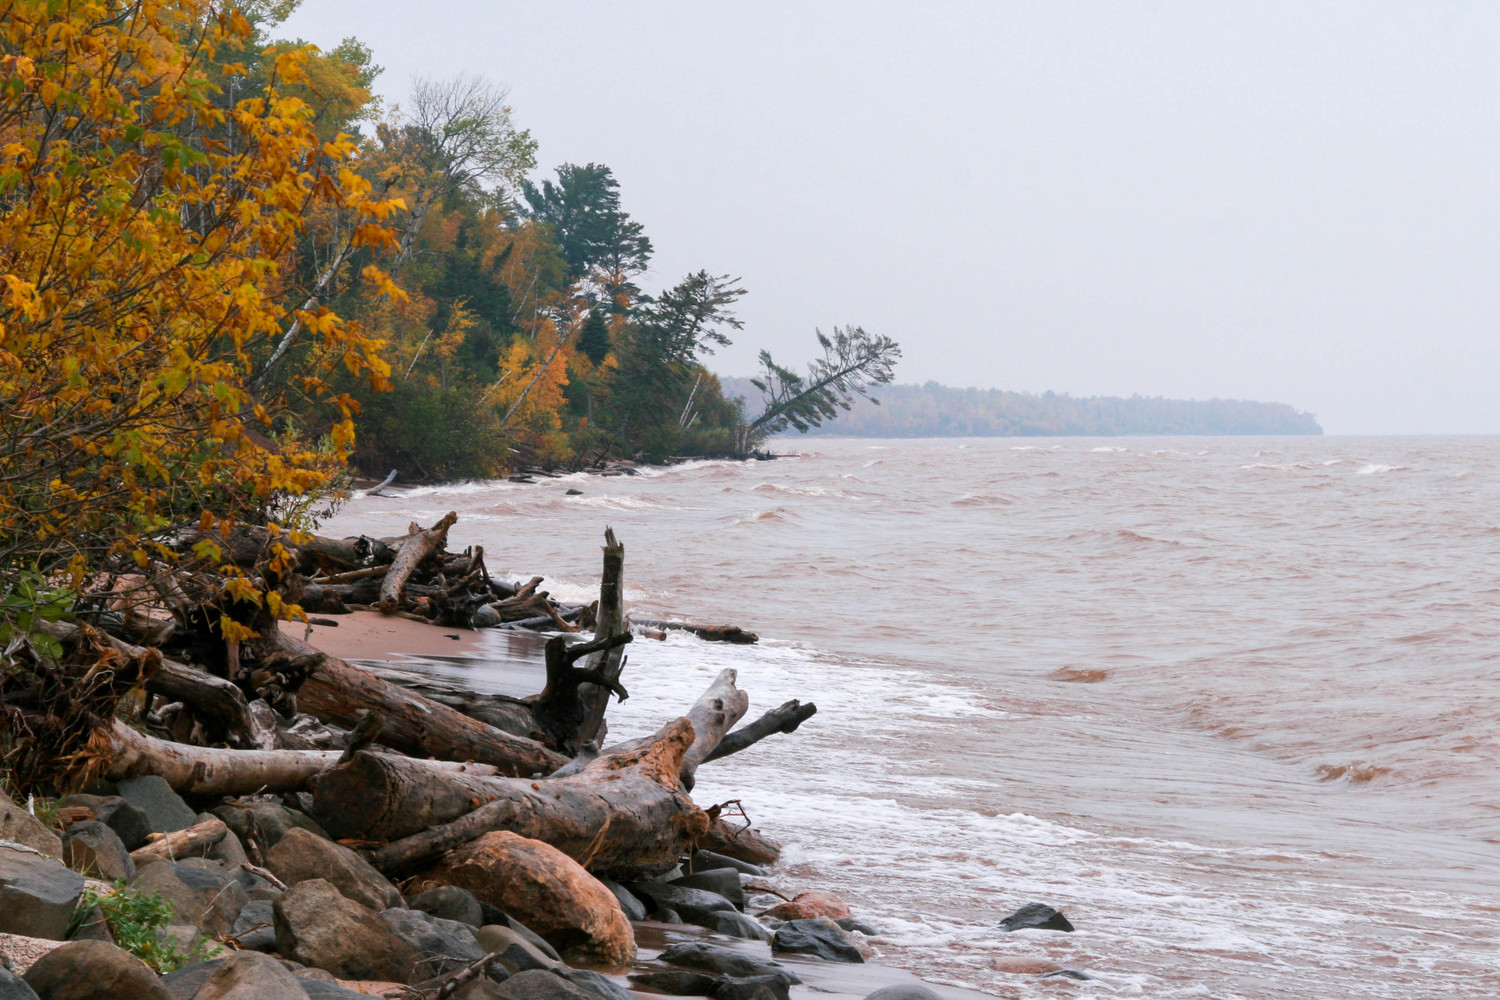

left=327, top=436, right=1500, bottom=998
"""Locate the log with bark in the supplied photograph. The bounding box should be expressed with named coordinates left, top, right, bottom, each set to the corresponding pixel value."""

left=379, top=511, right=458, bottom=614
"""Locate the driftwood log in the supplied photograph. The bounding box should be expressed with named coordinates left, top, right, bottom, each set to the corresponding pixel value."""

left=379, top=511, right=458, bottom=614
left=285, top=633, right=568, bottom=777
left=101, top=720, right=503, bottom=796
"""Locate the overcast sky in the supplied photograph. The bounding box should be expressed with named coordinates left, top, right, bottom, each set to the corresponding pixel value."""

left=279, top=1, right=1500, bottom=434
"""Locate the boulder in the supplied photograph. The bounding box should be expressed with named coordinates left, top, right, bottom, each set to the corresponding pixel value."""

left=647, top=908, right=682, bottom=924
left=998, top=903, right=1074, bottom=933
left=22, top=940, right=168, bottom=1000
left=475, top=925, right=558, bottom=973
left=627, top=883, right=735, bottom=926
left=379, top=907, right=486, bottom=980
left=265, top=828, right=402, bottom=912
left=689, top=851, right=766, bottom=877
left=711, top=911, right=771, bottom=941
left=656, top=944, right=799, bottom=985
left=0, top=847, right=84, bottom=940
left=859, top=987, right=942, bottom=1000
left=67, top=907, right=113, bottom=945
left=478, top=909, right=559, bottom=962
left=667, top=869, right=744, bottom=910
left=189, top=950, right=307, bottom=1000
left=408, top=885, right=484, bottom=928
left=412, top=832, right=633, bottom=970
left=55, top=796, right=150, bottom=853
left=128, top=862, right=246, bottom=938
left=212, top=802, right=327, bottom=852
left=0, top=968, right=39, bottom=1000
left=764, top=890, right=851, bottom=922
left=272, top=879, right=417, bottom=983
left=160, top=959, right=223, bottom=1000
left=711, top=976, right=791, bottom=1000
left=627, top=971, right=717, bottom=995
left=594, top=878, right=646, bottom=922
left=0, top=797, right=60, bottom=860
left=192, top=813, right=248, bottom=867
left=552, top=967, right=637, bottom=1000
left=771, top=917, right=863, bottom=963
left=490, top=969, right=597, bottom=1000
left=114, top=777, right=196, bottom=835
left=299, top=980, right=378, bottom=999
left=228, top=899, right=276, bottom=952
left=836, top=918, right=879, bottom=936
left=60, top=822, right=133, bottom=882
left=0, top=933, right=63, bottom=975
left=226, top=864, right=281, bottom=903
left=1039, top=970, right=1093, bottom=981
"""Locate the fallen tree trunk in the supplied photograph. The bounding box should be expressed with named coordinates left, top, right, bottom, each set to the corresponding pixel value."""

left=100, top=720, right=503, bottom=796
left=705, top=699, right=818, bottom=763
left=379, top=511, right=458, bottom=614
left=284, top=632, right=568, bottom=776
left=319, top=718, right=708, bottom=878
left=632, top=620, right=760, bottom=644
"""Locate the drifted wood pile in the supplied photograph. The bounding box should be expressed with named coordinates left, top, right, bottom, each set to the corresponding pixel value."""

left=2, top=515, right=814, bottom=901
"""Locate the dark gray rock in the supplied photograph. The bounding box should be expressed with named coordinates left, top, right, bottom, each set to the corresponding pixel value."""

left=477, top=906, right=560, bottom=962
left=57, top=795, right=151, bottom=852
left=711, top=911, right=771, bottom=941
left=189, top=950, right=306, bottom=999
left=475, top=925, right=557, bottom=972
left=227, top=864, right=281, bottom=903
left=229, top=899, right=277, bottom=952
left=0, top=967, right=39, bottom=1000
left=273, top=878, right=416, bottom=982
left=648, top=908, right=683, bottom=924
left=667, top=868, right=744, bottom=910
left=22, top=940, right=169, bottom=999
left=61, top=821, right=133, bottom=882
left=771, top=917, right=863, bottom=963
left=595, top=877, right=646, bottom=922
left=998, top=902, right=1074, bottom=933
left=67, top=905, right=114, bottom=944
left=212, top=801, right=327, bottom=852
left=836, top=918, right=879, bottom=936
left=0, top=845, right=85, bottom=940
left=710, top=976, right=791, bottom=1000
left=629, top=883, right=736, bottom=926
left=627, top=971, right=718, bottom=995
left=264, top=827, right=402, bottom=912
left=492, top=969, right=597, bottom=1000
left=300, top=980, right=380, bottom=1000
left=160, top=958, right=221, bottom=1000
left=408, top=884, right=484, bottom=928
left=380, top=907, right=486, bottom=980
left=1039, top=969, right=1093, bottom=981
left=860, top=985, right=943, bottom=1000
left=689, top=851, right=767, bottom=877
left=657, top=944, right=799, bottom=985
left=129, top=861, right=247, bottom=938
left=115, top=776, right=196, bottom=835
left=552, top=968, right=637, bottom=1000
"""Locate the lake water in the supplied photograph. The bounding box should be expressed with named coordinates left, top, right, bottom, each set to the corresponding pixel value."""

left=324, top=436, right=1500, bottom=999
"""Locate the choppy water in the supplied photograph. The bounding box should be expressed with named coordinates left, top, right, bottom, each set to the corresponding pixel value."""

left=325, top=436, right=1500, bottom=999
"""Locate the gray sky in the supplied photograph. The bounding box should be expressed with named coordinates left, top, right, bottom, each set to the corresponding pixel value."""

left=279, top=1, right=1500, bottom=434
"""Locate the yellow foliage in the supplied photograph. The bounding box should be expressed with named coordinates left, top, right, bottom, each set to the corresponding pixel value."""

left=0, top=1, right=399, bottom=574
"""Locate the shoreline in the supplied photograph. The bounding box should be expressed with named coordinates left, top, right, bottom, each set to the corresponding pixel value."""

left=306, top=611, right=1004, bottom=1000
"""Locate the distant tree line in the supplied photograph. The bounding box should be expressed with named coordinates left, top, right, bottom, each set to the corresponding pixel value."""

left=716, top=380, right=1323, bottom=437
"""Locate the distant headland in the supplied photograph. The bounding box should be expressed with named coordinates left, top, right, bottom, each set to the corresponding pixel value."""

left=720, top=378, right=1323, bottom=437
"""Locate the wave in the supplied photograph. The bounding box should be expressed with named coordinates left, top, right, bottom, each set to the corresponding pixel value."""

left=951, top=492, right=1016, bottom=507
left=732, top=507, right=801, bottom=525
left=1356, top=464, right=1408, bottom=475
left=1315, top=762, right=1392, bottom=784
left=1090, top=446, right=1129, bottom=453
left=1049, top=666, right=1111, bottom=683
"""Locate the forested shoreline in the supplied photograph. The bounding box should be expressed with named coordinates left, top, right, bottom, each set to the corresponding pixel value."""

left=720, top=379, right=1324, bottom=438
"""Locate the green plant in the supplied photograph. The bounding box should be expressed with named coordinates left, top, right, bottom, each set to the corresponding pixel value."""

left=0, top=570, right=74, bottom=659
left=71, top=882, right=214, bottom=974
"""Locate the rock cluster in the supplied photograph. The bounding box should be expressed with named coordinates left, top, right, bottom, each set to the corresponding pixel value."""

left=0, top=779, right=925, bottom=1000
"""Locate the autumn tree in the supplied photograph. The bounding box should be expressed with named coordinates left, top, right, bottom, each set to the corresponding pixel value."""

left=0, top=1, right=402, bottom=582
